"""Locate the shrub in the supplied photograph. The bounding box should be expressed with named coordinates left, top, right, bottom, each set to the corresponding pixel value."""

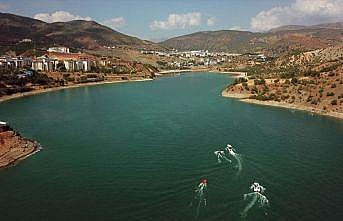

left=242, top=82, right=249, bottom=90
left=254, top=79, right=265, bottom=85
left=268, top=93, right=279, bottom=101
left=306, top=96, right=313, bottom=102
left=304, top=69, right=319, bottom=77
left=281, top=94, right=290, bottom=100
left=262, top=86, right=269, bottom=93
left=251, top=86, right=258, bottom=94
left=291, top=77, right=298, bottom=84
left=331, top=83, right=336, bottom=88
left=327, top=92, right=335, bottom=96
left=311, top=99, right=318, bottom=105
left=233, top=77, right=248, bottom=85
left=321, top=64, right=339, bottom=73
left=256, top=94, right=269, bottom=101
left=331, top=99, right=337, bottom=105
left=156, top=60, right=168, bottom=66
left=280, top=67, right=299, bottom=78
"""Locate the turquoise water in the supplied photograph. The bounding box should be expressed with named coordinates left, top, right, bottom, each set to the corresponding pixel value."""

left=0, top=73, right=342, bottom=221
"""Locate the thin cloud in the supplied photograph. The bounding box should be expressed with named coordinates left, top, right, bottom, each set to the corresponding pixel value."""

left=103, top=17, right=126, bottom=29
left=150, top=12, right=202, bottom=30
left=251, top=0, right=343, bottom=31
left=207, top=17, right=216, bottom=26
left=34, top=11, right=92, bottom=23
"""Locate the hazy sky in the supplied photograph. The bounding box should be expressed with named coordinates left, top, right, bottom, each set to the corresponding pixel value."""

left=1, top=0, right=342, bottom=41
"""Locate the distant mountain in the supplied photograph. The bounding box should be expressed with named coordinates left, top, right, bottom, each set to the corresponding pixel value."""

left=160, top=22, right=343, bottom=53
left=268, top=25, right=309, bottom=33
left=268, top=22, right=343, bottom=32
left=160, top=30, right=260, bottom=53
left=1, top=13, right=342, bottom=55
left=313, top=22, right=343, bottom=29
left=0, top=13, right=161, bottom=53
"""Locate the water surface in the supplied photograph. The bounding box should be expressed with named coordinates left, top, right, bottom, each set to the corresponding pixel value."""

left=0, top=73, right=342, bottom=221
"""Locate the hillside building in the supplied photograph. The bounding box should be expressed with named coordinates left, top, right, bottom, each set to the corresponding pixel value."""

left=47, top=47, right=70, bottom=54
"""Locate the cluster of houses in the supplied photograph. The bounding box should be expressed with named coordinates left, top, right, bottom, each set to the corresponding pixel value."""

left=142, top=49, right=243, bottom=68
left=141, top=49, right=269, bottom=68
left=170, top=57, right=226, bottom=68
left=141, top=49, right=240, bottom=58
left=0, top=47, right=95, bottom=73
left=0, top=56, right=32, bottom=69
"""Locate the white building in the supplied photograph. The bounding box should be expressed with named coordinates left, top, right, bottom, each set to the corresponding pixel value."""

left=82, top=60, right=91, bottom=72
left=0, top=56, right=32, bottom=69
left=48, top=47, right=70, bottom=54
left=32, top=55, right=57, bottom=71
left=61, top=60, right=91, bottom=72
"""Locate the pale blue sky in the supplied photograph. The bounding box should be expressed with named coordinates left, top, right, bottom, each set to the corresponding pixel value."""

left=1, top=0, right=342, bottom=41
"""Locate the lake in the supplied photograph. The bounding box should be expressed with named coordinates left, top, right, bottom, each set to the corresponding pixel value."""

left=0, top=72, right=342, bottom=221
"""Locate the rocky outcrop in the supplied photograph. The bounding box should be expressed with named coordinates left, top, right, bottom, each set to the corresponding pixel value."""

left=0, top=125, right=40, bottom=168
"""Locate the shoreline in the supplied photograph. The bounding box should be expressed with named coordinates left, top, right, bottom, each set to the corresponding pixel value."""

left=0, top=144, right=42, bottom=169
left=0, top=78, right=153, bottom=104
left=222, top=91, right=343, bottom=120
left=158, top=69, right=247, bottom=77
left=0, top=127, right=42, bottom=169
left=157, top=68, right=210, bottom=74
left=2, top=71, right=340, bottom=119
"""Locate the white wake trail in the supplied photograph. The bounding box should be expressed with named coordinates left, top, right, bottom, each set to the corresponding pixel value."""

left=241, top=182, right=269, bottom=220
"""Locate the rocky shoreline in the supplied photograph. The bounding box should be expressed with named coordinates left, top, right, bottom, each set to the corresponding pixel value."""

left=222, top=90, right=343, bottom=120
left=0, top=123, right=41, bottom=168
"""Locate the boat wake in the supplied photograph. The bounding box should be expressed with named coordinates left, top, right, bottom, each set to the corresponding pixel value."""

left=214, top=150, right=231, bottom=164
left=225, top=144, right=243, bottom=176
left=191, top=179, right=208, bottom=220
left=241, top=182, right=269, bottom=220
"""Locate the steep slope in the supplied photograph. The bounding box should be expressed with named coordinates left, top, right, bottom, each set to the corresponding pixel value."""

left=0, top=13, right=49, bottom=43
left=0, top=13, right=160, bottom=52
left=160, top=23, right=343, bottom=53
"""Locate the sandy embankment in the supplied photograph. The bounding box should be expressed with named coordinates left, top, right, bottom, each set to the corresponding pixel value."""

left=222, top=90, right=343, bottom=120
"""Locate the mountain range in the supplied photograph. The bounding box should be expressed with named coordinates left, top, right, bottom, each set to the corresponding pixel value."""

left=0, top=12, right=160, bottom=53
left=160, top=22, right=343, bottom=53
left=0, top=12, right=342, bottom=55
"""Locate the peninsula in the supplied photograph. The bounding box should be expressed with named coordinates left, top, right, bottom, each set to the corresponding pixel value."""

left=0, top=122, right=41, bottom=168
left=222, top=44, right=343, bottom=119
